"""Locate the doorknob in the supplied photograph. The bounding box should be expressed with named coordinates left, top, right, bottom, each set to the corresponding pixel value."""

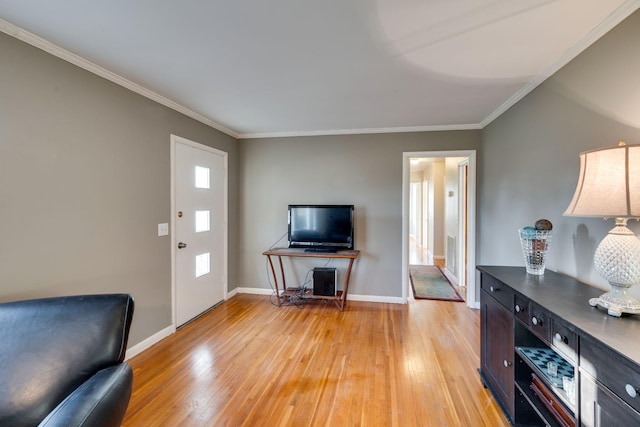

left=178, top=242, right=187, bottom=249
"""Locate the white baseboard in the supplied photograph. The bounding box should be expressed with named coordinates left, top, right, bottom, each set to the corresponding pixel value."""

left=124, top=287, right=405, bottom=359
left=236, top=287, right=405, bottom=304
left=346, top=293, right=405, bottom=304
left=125, top=324, right=174, bottom=360
left=442, top=267, right=459, bottom=286
left=236, top=287, right=274, bottom=296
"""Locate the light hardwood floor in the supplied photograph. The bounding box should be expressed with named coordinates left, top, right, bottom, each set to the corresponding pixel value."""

left=123, top=294, right=508, bottom=427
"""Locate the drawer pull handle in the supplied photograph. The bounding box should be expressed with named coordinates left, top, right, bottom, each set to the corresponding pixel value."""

left=626, top=384, right=639, bottom=398
left=554, top=333, right=569, bottom=344
left=503, top=360, right=512, bottom=368
left=515, top=304, right=522, bottom=313
left=490, top=286, right=498, bottom=293
left=531, top=316, right=542, bottom=326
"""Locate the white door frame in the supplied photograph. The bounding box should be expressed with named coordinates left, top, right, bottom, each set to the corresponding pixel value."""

left=402, top=150, right=478, bottom=308
left=170, top=134, right=229, bottom=329
left=457, top=159, right=469, bottom=291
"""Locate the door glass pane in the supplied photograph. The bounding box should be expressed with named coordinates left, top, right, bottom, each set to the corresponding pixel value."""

left=195, top=252, right=210, bottom=277
left=195, top=210, right=210, bottom=232
left=195, top=166, right=210, bottom=189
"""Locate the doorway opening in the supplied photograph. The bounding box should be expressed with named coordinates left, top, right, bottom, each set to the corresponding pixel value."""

left=402, top=151, right=477, bottom=308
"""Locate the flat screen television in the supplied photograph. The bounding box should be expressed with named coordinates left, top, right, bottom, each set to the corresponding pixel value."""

left=288, top=205, right=354, bottom=252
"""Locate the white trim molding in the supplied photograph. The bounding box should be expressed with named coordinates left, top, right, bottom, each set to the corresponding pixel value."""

left=0, top=18, right=239, bottom=139
left=481, top=0, right=640, bottom=128
left=237, top=123, right=482, bottom=140
left=402, top=150, right=478, bottom=308
left=235, top=287, right=274, bottom=296
left=125, top=325, right=174, bottom=361
left=236, top=287, right=405, bottom=304
left=3, top=1, right=639, bottom=140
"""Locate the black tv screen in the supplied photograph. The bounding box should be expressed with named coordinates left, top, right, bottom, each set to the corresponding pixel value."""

left=288, top=205, right=354, bottom=251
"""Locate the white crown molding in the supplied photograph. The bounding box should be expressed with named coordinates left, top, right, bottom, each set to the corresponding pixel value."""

left=237, top=123, right=482, bottom=139
left=2, top=15, right=477, bottom=141
left=4, top=0, right=638, bottom=140
left=480, top=0, right=640, bottom=128
left=0, top=18, right=240, bottom=139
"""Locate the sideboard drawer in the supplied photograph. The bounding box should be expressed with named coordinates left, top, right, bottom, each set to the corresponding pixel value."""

left=528, top=302, right=550, bottom=342
left=514, top=294, right=529, bottom=323
left=551, top=317, right=577, bottom=362
left=481, top=274, right=513, bottom=309
left=581, top=336, right=640, bottom=413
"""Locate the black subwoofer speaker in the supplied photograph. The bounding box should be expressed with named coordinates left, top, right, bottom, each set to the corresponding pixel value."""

left=313, top=267, right=337, bottom=296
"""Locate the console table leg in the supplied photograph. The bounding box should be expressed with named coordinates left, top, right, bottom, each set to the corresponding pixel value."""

left=266, top=255, right=281, bottom=306
left=277, top=256, right=286, bottom=290
left=339, top=258, right=356, bottom=311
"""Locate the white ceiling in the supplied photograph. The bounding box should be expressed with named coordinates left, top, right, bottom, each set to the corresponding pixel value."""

left=1, top=1, right=638, bottom=139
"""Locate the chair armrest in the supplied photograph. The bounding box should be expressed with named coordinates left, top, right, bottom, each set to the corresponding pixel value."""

left=38, top=364, right=133, bottom=427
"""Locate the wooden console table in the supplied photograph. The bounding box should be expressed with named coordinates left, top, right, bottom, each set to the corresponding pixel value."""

left=262, top=248, right=360, bottom=311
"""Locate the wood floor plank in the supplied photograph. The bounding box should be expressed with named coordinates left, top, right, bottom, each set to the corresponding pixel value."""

left=122, top=294, right=509, bottom=427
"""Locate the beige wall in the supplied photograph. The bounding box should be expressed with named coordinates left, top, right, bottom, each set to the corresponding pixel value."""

left=0, top=33, right=239, bottom=347
left=479, top=10, right=640, bottom=291
left=444, top=157, right=465, bottom=278
left=2, top=7, right=640, bottom=350
left=430, top=160, right=445, bottom=260
left=0, top=28, right=481, bottom=350
left=238, top=132, right=480, bottom=298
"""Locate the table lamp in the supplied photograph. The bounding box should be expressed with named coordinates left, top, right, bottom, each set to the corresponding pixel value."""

left=564, top=141, right=640, bottom=317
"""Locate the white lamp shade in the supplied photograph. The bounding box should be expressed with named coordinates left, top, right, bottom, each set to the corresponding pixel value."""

left=564, top=143, right=640, bottom=218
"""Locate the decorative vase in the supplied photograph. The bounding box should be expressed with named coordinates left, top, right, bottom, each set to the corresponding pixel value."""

left=519, top=228, right=552, bottom=275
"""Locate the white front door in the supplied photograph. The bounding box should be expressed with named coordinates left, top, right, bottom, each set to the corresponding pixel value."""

left=172, top=135, right=227, bottom=327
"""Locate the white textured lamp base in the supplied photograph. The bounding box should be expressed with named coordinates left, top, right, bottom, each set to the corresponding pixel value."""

left=589, top=288, right=640, bottom=317
left=591, top=219, right=640, bottom=317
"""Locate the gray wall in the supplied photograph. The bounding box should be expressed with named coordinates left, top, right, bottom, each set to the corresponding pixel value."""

left=444, top=157, right=464, bottom=278
left=0, top=33, right=239, bottom=347
left=479, top=10, right=640, bottom=291
left=3, top=7, right=639, bottom=350
left=238, top=132, right=480, bottom=298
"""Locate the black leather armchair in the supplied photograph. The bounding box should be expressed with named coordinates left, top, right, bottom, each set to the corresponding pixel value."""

left=0, top=294, right=135, bottom=427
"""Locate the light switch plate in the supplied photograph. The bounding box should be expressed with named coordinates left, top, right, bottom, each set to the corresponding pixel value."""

left=158, top=223, right=169, bottom=236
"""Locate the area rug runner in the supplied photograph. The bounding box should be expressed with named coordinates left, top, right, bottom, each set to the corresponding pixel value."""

left=409, top=265, right=464, bottom=302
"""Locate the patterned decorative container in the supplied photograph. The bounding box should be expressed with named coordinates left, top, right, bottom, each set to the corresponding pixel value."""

left=519, top=228, right=552, bottom=275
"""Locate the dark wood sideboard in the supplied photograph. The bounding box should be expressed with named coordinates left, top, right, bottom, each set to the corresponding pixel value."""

left=478, top=266, right=640, bottom=427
